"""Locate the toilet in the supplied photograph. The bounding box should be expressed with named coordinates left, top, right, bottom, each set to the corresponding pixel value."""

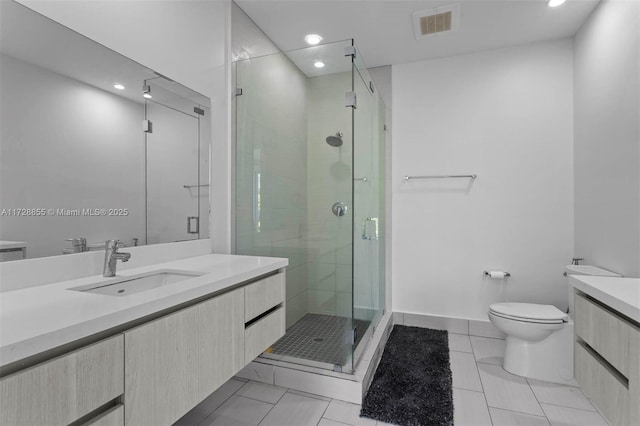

left=488, top=302, right=575, bottom=384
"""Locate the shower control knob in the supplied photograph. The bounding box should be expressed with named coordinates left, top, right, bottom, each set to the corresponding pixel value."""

left=331, top=202, right=347, bottom=217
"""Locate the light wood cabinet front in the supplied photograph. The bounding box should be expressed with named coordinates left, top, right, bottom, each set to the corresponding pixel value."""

left=124, top=288, right=245, bottom=426
left=198, top=288, right=244, bottom=400
left=575, top=293, right=631, bottom=376
left=244, top=273, right=285, bottom=322
left=574, top=289, right=640, bottom=426
left=0, top=335, right=123, bottom=426
left=124, top=304, right=199, bottom=426
left=245, top=306, right=286, bottom=363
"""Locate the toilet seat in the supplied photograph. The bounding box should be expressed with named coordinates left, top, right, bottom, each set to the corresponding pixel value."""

left=489, top=303, right=568, bottom=324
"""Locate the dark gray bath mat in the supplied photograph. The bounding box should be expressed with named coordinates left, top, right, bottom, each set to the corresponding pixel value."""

left=360, top=325, right=453, bottom=426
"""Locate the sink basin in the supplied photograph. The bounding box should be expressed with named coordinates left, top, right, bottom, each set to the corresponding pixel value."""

left=70, top=269, right=205, bottom=296
left=565, top=265, right=621, bottom=277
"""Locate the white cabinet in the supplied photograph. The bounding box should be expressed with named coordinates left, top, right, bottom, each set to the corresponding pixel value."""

left=0, top=336, right=123, bottom=426
left=124, top=288, right=244, bottom=426
left=574, top=291, right=640, bottom=426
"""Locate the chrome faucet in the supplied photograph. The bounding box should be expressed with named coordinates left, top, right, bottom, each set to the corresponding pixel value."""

left=571, top=258, right=584, bottom=265
left=103, top=240, right=131, bottom=277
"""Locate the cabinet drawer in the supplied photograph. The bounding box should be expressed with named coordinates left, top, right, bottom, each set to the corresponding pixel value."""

left=245, top=306, right=285, bottom=363
left=575, top=292, right=631, bottom=376
left=244, top=272, right=285, bottom=322
left=0, top=335, right=124, bottom=426
left=575, top=341, right=629, bottom=425
left=83, top=405, right=124, bottom=426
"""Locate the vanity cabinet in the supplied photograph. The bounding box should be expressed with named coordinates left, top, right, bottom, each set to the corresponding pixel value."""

left=574, top=291, right=640, bottom=426
left=0, top=335, right=123, bottom=426
left=0, top=269, right=286, bottom=426
left=124, top=287, right=244, bottom=426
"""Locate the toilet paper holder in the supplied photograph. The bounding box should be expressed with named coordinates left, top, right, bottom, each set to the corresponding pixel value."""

left=483, top=270, right=511, bottom=278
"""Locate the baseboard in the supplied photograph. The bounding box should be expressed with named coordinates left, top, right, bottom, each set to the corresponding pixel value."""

left=392, top=311, right=505, bottom=339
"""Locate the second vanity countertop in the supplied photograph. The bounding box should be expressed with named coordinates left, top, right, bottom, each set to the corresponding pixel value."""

left=569, top=274, right=640, bottom=322
left=0, top=254, right=288, bottom=368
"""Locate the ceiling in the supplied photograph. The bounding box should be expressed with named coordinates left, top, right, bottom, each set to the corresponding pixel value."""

left=1, top=1, right=209, bottom=107
left=235, top=0, right=600, bottom=69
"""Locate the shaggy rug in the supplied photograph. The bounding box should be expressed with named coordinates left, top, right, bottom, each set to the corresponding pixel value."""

left=360, top=325, right=453, bottom=426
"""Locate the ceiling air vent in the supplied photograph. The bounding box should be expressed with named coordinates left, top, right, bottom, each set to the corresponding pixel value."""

left=412, top=4, right=460, bottom=39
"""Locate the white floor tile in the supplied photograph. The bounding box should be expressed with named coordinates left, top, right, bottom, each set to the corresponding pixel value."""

left=201, top=395, right=273, bottom=426
left=489, top=407, right=550, bottom=425
left=235, top=381, right=287, bottom=404
left=453, top=388, right=492, bottom=426
left=354, top=416, right=377, bottom=425
left=173, top=409, right=209, bottom=426
left=527, top=379, right=595, bottom=411
left=286, top=389, right=332, bottom=402
left=469, top=320, right=505, bottom=339
left=477, top=363, right=544, bottom=416
left=184, top=378, right=246, bottom=421
left=448, top=333, right=473, bottom=353
left=323, top=400, right=361, bottom=425
left=540, top=403, right=609, bottom=426
left=235, top=362, right=275, bottom=385
left=318, top=419, right=349, bottom=426
left=470, top=336, right=505, bottom=365
left=259, top=392, right=329, bottom=426
left=450, top=350, right=483, bottom=392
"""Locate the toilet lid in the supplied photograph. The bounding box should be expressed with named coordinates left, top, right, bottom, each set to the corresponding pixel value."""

left=490, top=303, right=568, bottom=322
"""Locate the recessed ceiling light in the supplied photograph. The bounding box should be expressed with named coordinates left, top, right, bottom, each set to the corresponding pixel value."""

left=113, top=83, right=125, bottom=90
left=314, top=61, right=325, bottom=68
left=305, top=34, right=323, bottom=45
left=143, top=93, right=152, bottom=99
left=547, top=0, right=566, bottom=7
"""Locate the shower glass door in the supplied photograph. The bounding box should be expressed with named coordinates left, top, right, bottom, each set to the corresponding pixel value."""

left=351, top=45, right=385, bottom=363
left=145, top=80, right=209, bottom=245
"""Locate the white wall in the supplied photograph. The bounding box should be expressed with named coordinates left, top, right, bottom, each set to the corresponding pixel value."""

left=17, top=0, right=233, bottom=253
left=0, top=54, right=144, bottom=258
left=573, top=0, right=640, bottom=278
left=392, top=39, right=574, bottom=320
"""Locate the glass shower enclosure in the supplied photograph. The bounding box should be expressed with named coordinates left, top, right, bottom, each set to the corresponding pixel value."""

left=235, top=40, right=385, bottom=373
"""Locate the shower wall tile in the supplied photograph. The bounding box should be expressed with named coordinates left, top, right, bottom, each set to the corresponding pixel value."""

left=336, top=291, right=352, bottom=318
left=336, top=264, right=351, bottom=293
left=308, top=290, right=336, bottom=316
left=307, top=262, right=336, bottom=292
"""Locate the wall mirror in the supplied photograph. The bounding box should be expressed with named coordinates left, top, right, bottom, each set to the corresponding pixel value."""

left=0, top=0, right=211, bottom=261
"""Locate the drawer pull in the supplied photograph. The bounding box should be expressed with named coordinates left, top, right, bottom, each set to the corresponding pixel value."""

left=577, top=339, right=628, bottom=388
left=245, top=304, right=282, bottom=328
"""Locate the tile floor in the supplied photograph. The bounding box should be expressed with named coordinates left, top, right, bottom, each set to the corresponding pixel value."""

left=174, top=334, right=609, bottom=426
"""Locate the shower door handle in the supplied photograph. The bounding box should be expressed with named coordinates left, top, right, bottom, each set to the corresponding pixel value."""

left=362, top=217, right=379, bottom=240
left=187, top=216, right=199, bottom=234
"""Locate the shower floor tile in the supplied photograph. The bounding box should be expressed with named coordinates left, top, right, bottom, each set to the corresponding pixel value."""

left=268, top=313, right=370, bottom=367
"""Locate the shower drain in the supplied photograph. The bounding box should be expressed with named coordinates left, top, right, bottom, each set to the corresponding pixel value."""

left=312, top=338, right=325, bottom=343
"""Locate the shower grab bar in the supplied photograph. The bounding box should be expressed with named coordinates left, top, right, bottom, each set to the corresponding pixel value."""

left=404, top=174, right=477, bottom=180
left=183, top=184, right=210, bottom=188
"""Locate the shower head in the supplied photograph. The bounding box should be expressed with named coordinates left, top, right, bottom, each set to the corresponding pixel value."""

left=326, top=132, right=343, bottom=147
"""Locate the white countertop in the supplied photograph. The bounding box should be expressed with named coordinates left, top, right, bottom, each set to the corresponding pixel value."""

left=569, top=275, right=640, bottom=323
left=0, top=241, right=27, bottom=250
left=0, top=254, right=287, bottom=368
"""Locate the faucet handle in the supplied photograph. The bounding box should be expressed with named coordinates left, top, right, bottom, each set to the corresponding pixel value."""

left=571, top=258, right=584, bottom=265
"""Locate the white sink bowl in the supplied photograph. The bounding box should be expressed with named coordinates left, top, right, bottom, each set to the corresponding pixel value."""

left=70, top=269, right=204, bottom=297
left=565, top=265, right=621, bottom=277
